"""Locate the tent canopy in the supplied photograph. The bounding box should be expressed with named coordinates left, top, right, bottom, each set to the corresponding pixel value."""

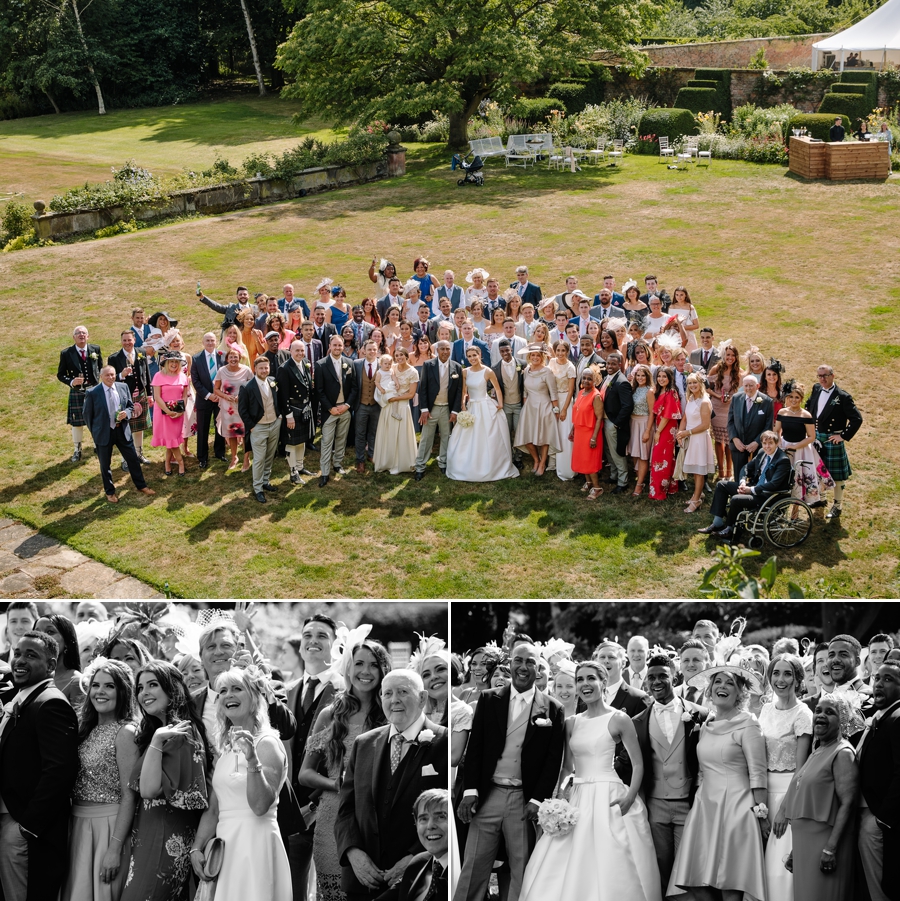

left=813, top=0, right=900, bottom=51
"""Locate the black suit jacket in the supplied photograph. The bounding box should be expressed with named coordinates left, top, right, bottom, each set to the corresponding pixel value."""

left=376, top=852, right=446, bottom=901
left=743, top=447, right=791, bottom=500
left=315, top=354, right=358, bottom=416
left=632, top=698, right=709, bottom=799
left=728, top=392, right=774, bottom=446
left=57, top=343, right=102, bottom=389
left=805, top=383, right=863, bottom=440
left=285, top=676, right=337, bottom=799
left=312, top=323, right=338, bottom=347
left=109, top=347, right=151, bottom=395
left=418, top=358, right=463, bottom=414
left=238, top=376, right=281, bottom=434
left=82, top=382, right=135, bottom=447
left=191, top=349, right=225, bottom=411
left=264, top=348, right=291, bottom=373
left=858, top=700, right=900, bottom=827
left=462, top=686, right=566, bottom=806
left=602, top=371, right=634, bottom=429
left=511, top=281, right=542, bottom=307
left=335, top=719, right=448, bottom=895
left=377, top=294, right=404, bottom=322
left=610, top=682, right=650, bottom=717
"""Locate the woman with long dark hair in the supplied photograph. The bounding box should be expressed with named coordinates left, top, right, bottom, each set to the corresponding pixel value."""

left=36, top=613, right=84, bottom=706
left=299, top=636, right=392, bottom=901
left=62, top=658, right=139, bottom=901
left=121, top=661, right=210, bottom=901
left=648, top=366, right=682, bottom=500
left=707, top=342, right=744, bottom=482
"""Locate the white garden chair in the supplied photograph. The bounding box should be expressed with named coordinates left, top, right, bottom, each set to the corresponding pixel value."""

left=608, top=139, right=625, bottom=165
left=548, top=147, right=566, bottom=169
left=587, top=136, right=608, bottom=165
left=658, top=136, right=675, bottom=162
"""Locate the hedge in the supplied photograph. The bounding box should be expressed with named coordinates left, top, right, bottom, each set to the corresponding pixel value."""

left=789, top=112, right=850, bottom=141
left=674, top=86, right=720, bottom=116
left=689, top=80, right=720, bottom=90
left=818, top=92, right=873, bottom=127
left=694, top=68, right=732, bottom=119
left=840, top=69, right=878, bottom=87
left=638, top=108, right=697, bottom=143
left=548, top=83, right=591, bottom=115
left=829, top=83, right=867, bottom=96
left=509, top=97, right=566, bottom=124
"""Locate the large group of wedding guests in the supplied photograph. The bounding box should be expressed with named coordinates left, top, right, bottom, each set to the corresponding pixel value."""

left=450, top=617, right=900, bottom=901
left=57, top=257, right=862, bottom=529
left=0, top=600, right=449, bottom=901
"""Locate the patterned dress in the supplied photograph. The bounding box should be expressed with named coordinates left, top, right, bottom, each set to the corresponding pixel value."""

left=120, top=729, right=208, bottom=901
left=649, top=389, right=681, bottom=499
left=307, top=723, right=365, bottom=901
left=215, top=365, right=253, bottom=439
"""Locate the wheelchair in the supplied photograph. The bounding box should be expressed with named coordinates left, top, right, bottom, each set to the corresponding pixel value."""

left=732, top=469, right=813, bottom=550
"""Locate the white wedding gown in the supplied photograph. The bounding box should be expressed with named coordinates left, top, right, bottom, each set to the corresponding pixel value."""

left=446, top=368, right=519, bottom=482
left=520, top=713, right=662, bottom=901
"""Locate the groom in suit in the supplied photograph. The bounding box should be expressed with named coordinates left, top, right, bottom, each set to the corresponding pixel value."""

left=82, top=366, right=156, bottom=503
left=0, top=631, right=79, bottom=901
left=335, top=669, right=448, bottom=901
left=451, top=321, right=489, bottom=367
left=315, top=335, right=358, bottom=486
left=727, top=375, right=774, bottom=480
left=415, top=341, right=462, bottom=480
left=454, top=643, right=566, bottom=901
left=633, top=653, right=709, bottom=889
left=599, top=353, right=634, bottom=493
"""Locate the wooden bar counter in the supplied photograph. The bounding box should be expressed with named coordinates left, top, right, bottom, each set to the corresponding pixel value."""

left=789, top=136, right=890, bottom=181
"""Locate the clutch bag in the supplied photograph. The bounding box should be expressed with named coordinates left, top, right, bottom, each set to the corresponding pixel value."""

left=203, top=837, right=225, bottom=879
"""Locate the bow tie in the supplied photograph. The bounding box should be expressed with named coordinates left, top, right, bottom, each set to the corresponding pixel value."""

left=656, top=700, right=678, bottom=712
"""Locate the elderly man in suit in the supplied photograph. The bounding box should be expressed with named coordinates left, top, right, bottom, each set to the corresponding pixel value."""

left=335, top=669, right=448, bottom=901
left=283, top=613, right=341, bottom=900
left=415, top=341, right=462, bottom=480
left=191, top=332, right=227, bottom=469
left=689, top=328, right=719, bottom=374
left=727, top=375, right=774, bottom=481
left=432, top=270, right=465, bottom=315
left=599, top=352, right=634, bottom=493
left=197, top=285, right=259, bottom=328
left=0, top=631, right=79, bottom=901
left=108, top=328, right=153, bottom=468
left=57, top=324, right=102, bottom=462
left=698, top=431, right=790, bottom=541
left=633, top=653, right=709, bottom=889
left=454, top=643, right=566, bottom=901
left=491, top=340, right=525, bottom=469
left=451, top=321, right=489, bottom=367
left=353, top=340, right=382, bottom=473
left=82, top=366, right=156, bottom=503
left=805, top=363, right=863, bottom=520
left=238, top=356, right=283, bottom=503
left=510, top=266, right=542, bottom=308
left=316, top=335, right=358, bottom=486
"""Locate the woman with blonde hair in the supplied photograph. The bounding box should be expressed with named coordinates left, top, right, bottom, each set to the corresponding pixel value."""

left=464, top=268, right=489, bottom=309
left=515, top=344, right=560, bottom=476
left=219, top=322, right=252, bottom=367
left=676, top=374, right=716, bottom=513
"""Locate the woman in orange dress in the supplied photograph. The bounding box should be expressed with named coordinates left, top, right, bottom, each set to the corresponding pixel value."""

left=570, top=369, right=605, bottom=500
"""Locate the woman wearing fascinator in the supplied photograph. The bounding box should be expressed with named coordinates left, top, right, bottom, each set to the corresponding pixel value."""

left=298, top=627, right=392, bottom=901
left=369, top=258, right=397, bottom=296
left=762, top=359, right=784, bottom=416
left=190, top=665, right=292, bottom=901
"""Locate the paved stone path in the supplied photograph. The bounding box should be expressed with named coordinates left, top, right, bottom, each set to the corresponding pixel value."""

left=0, top=518, right=164, bottom=599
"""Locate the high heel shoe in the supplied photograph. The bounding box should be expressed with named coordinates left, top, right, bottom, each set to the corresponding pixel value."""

left=632, top=482, right=645, bottom=497
left=684, top=498, right=703, bottom=513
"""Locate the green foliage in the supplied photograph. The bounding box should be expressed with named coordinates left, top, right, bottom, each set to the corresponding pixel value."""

left=549, top=82, right=591, bottom=114
left=730, top=103, right=799, bottom=141
left=638, top=108, right=697, bottom=143
left=1, top=200, right=33, bottom=242
left=748, top=47, right=769, bottom=70
left=94, top=219, right=139, bottom=238
left=756, top=67, right=838, bottom=105
left=509, top=98, right=567, bottom=125
left=839, top=69, right=878, bottom=87
left=675, top=86, right=720, bottom=116
left=572, top=98, right=649, bottom=142
left=202, top=155, right=239, bottom=179
left=879, top=67, right=900, bottom=107
left=830, top=83, right=867, bottom=96
left=699, top=546, right=805, bottom=599
left=818, top=91, right=873, bottom=128
left=789, top=112, right=849, bottom=141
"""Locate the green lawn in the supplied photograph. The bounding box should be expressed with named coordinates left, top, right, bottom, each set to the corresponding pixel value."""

left=0, top=94, right=341, bottom=203
left=1, top=120, right=899, bottom=599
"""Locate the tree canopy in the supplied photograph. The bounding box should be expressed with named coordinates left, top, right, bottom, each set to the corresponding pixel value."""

left=276, top=0, right=662, bottom=145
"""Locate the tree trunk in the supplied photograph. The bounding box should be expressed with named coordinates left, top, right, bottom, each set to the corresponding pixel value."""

left=43, top=89, right=61, bottom=114
left=70, top=0, right=105, bottom=114
left=448, top=91, right=489, bottom=149
left=237, top=0, right=266, bottom=96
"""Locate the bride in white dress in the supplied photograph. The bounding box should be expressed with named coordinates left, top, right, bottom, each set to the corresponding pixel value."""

left=520, top=661, right=661, bottom=901
left=446, top=346, right=519, bottom=482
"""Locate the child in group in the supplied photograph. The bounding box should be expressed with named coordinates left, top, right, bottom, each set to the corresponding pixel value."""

left=374, top=354, right=404, bottom=419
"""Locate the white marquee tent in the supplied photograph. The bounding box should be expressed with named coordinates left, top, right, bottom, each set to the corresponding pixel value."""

left=812, top=0, right=900, bottom=69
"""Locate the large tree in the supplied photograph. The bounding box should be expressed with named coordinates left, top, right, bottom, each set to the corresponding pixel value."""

left=275, top=0, right=661, bottom=146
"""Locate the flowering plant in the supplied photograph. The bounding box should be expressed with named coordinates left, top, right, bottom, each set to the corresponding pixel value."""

left=457, top=411, right=475, bottom=428
left=537, top=798, right=579, bottom=836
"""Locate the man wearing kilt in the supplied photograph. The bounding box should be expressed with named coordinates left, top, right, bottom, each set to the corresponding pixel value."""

left=277, top=340, right=317, bottom=485
left=109, top=330, right=153, bottom=469
left=56, top=325, right=101, bottom=461
left=806, top=363, right=863, bottom=520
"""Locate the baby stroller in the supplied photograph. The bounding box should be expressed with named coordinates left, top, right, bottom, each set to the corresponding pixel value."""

left=451, top=151, right=484, bottom=186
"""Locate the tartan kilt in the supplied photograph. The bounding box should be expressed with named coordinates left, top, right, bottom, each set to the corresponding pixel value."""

left=816, top=431, right=851, bottom=481
left=66, top=387, right=87, bottom=426
left=130, top=389, right=150, bottom=432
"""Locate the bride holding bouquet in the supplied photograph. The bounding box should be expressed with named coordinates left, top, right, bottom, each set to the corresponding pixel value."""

left=519, top=661, right=661, bottom=901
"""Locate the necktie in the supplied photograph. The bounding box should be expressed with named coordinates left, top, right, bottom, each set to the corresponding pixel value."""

left=760, top=455, right=770, bottom=480
left=390, top=734, right=404, bottom=773
left=746, top=396, right=753, bottom=414
left=422, top=861, right=444, bottom=901
left=80, top=348, right=86, bottom=362
left=368, top=363, right=373, bottom=379
left=702, top=351, right=709, bottom=368
left=107, top=386, right=119, bottom=428
left=208, top=354, right=217, bottom=377
left=306, top=344, right=312, bottom=363
left=301, top=676, right=319, bottom=714
left=631, top=670, right=642, bottom=690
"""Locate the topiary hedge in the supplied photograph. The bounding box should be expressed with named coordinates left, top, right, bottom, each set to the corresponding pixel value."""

left=694, top=68, right=732, bottom=119
left=674, top=87, right=720, bottom=116
left=549, top=82, right=591, bottom=114
left=840, top=69, right=878, bottom=87
left=818, top=92, right=872, bottom=127
left=509, top=97, right=566, bottom=125
left=689, top=80, right=720, bottom=90
left=829, top=83, right=867, bottom=96
left=638, top=108, right=697, bottom=144
left=789, top=113, right=850, bottom=141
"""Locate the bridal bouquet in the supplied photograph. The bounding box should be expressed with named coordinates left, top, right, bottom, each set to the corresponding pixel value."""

left=457, top=410, right=475, bottom=429
left=537, top=798, right=579, bottom=836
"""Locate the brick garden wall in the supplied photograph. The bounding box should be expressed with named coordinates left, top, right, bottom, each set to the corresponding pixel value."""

left=642, top=35, right=830, bottom=69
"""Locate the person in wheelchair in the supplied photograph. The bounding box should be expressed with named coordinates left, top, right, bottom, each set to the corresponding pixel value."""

left=697, top=431, right=791, bottom=540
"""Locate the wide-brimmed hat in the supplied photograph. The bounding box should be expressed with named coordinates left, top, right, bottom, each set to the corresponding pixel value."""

left=148, top=311, right=178, bottom=328
left=518, top=342, right=550, bottom=360
left=538, top=297, right=557, bottom=315
left=159, top=349, right=186, bottom=365
left=570, top=289, right=590, bottom=302
left=687, top=662, right=763, bottom=696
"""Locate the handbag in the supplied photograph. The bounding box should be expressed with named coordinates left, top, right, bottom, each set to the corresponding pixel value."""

left=194, top=837, right=225, bottom=901
left=166, top=400, right=186, bottom=414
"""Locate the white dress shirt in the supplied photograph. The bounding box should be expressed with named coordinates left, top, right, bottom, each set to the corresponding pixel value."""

left=816, top=385, right=835, bottom=418
left=605, top=679, right=623, bottom=705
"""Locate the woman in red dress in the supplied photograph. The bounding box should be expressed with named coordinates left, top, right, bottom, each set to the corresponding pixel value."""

left=570, top=370, right=605, bottom=500
left=648, top=366, right=682, bottom=500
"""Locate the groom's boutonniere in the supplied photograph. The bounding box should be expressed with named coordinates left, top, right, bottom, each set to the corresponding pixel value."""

left=532, top=716, right=552, bottom=727
left=451, top=373, right=459, bottom=379
left=681, top=711, right=694, bottom=723
left=417, top=729, right=436, bottom=744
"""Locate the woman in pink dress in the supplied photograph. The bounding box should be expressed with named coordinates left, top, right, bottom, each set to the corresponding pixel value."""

left=151, top=352, right=189, bottom=476
left=648, top=366, right=681, bottom=500
left=168, top=333, right=197, bottom=460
